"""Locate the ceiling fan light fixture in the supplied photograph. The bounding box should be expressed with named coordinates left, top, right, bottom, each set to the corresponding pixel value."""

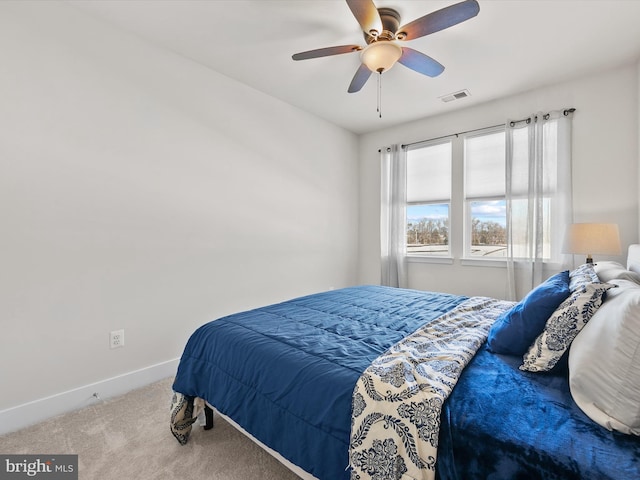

left=361, top=41, right=402, bottom=73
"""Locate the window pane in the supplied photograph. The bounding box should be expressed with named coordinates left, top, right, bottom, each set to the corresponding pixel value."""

left=406, top=142, right=451, bottom=203
left=407, top=203, right=449, bottom=255
left=469, top=200, right=507, bottom=257
left=465, top=131, right=505, bottom=198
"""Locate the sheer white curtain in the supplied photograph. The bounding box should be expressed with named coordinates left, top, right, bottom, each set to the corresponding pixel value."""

left=506, top=110, right=573, bottom=300
left=380, top=145, right=407, bottom=288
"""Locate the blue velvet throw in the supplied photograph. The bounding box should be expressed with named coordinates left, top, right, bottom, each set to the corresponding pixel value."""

left=437, top=345, right=640, bottom=480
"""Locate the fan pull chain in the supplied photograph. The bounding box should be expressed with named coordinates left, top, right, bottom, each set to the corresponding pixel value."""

left=377, top=72, right=382, bottom=118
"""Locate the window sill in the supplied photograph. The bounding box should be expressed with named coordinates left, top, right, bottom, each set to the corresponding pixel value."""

left=406, top=256, right=563, bottom=269
left=460, top=258, right=507, bottom=268
left=406, top=255, right=454, bottom=265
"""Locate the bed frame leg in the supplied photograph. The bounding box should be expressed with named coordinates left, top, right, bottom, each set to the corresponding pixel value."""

left=203, top=404, right=214, bottom=430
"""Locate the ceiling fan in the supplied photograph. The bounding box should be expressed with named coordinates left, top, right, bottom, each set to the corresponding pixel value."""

left=292, top=0, right=480, bottom=93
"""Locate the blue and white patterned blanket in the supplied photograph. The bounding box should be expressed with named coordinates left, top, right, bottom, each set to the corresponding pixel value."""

left=349, top=297, right=514, bottom=480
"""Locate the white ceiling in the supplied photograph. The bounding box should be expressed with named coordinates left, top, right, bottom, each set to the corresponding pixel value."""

left=66, top=0, right=640, bottom=135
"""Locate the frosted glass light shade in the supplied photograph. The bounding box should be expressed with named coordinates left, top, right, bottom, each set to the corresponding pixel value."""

left=361, top=42, right=402, bottom=73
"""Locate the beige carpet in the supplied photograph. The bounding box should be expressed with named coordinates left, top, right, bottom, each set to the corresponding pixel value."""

left=0, top=377, right=301, bottom=480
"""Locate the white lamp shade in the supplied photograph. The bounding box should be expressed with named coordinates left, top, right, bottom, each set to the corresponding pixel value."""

left=562, top=223, right=621, bottom=256
left=361, top=41, right=402, bottom=73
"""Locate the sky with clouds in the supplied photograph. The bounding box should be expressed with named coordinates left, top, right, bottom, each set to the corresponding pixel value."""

left=407, top=200, right=506, bottom=227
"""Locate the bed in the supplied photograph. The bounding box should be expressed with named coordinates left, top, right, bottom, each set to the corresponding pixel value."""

left=170, top=248, right=640, bottom=480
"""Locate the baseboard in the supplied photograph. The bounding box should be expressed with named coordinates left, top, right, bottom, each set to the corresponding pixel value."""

left=0, top=358, right=180, bottom=436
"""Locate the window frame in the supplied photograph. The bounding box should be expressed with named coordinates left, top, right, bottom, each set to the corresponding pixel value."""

left=462, top=126, right=507, bottom=261
left=403, top=126, right=511, bottom=265
left=404, top=138, right=453, bottom=259
left=399, top=115, right=569, bottom=270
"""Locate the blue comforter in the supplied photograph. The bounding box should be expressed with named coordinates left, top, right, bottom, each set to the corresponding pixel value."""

left=173, top=285, right=640, bottom=480
left=172, top=285, right=467, bottom=480
left=437, top=346, right=640, bottom=480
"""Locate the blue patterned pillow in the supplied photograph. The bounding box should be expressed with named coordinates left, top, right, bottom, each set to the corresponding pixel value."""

left=520, top=282, right=615, bottom=372
left=569, top=263, right=599, bottom=292
left=487, top=271, right=570, bottom=355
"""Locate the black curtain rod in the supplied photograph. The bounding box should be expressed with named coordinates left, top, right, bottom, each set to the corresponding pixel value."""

left=395, top=108, right=576, bottom=150
left=399, top=124, right=502, bottom=149
left=508, top=108, right=576, bottom=127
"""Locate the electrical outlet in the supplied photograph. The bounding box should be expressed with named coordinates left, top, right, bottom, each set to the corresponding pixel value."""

left=110, top=329, right=125, bottom=349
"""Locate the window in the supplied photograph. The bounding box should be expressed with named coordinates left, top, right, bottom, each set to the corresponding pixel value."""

left=405, top=140, right=452, bottom=256
left=402, top=116, right=569, bottom=265
left=404, top=127, right=508, bottom=260
left=464, top=129, right=507, bottom=258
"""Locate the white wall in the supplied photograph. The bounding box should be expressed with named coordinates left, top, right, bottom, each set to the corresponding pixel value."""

left=0, top=2, right=359, bottom=414
left=358, top=64, right=639, bottom=298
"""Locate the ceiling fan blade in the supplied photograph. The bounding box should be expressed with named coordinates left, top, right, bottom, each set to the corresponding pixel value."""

left=348, top=64, right=372, bottom=93
left=398, top=47, right=445, bottom=77
left=397, top=0, right=480, bottom=41
left=346, top=0, right=383, bottom=36
left=292, top=45, right=362, bottom=61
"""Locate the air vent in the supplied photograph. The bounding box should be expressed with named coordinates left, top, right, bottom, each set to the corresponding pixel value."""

left=439, top=89, right=471, bottom=103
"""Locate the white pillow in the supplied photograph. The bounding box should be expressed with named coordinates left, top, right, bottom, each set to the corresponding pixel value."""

left=594, top=261, right=640, bottom=285
left=627, top=244, right=640, bottom=274
left=520, top=282, right=613, bottom=372
left=569, top=279, right=640, bottom=435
